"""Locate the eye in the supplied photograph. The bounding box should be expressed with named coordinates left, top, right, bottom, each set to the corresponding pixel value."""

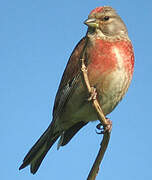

left=103, top=16, right=110, bottom=21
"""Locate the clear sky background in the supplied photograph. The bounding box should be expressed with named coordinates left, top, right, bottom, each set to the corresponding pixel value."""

left=1, top=0, right=151, bottom=180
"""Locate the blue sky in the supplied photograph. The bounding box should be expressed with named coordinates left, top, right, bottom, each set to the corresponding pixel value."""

left=1, top=0, right=152, bottom=180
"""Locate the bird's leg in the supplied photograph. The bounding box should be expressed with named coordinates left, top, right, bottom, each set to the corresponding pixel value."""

left=96, top=118, right=112, bottom=134
left=87, top=87, right=112, bottom=134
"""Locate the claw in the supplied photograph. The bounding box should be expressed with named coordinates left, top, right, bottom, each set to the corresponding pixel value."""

left=96, top=123, right=104, bottom=134
left=96, top=118, right=112, bottom=134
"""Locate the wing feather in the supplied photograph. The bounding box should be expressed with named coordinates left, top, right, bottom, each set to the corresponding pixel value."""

left=53, top=37, right=86, bottom=119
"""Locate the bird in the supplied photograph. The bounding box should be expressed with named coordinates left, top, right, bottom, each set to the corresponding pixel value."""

left=19, top=6, right=134, bottom=174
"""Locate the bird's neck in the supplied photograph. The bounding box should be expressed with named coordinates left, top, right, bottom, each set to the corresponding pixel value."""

left=87, top=28, right=130, bottom=42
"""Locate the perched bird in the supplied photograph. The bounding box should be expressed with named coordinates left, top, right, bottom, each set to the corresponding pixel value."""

left=19, top=6, right=134, bottom=174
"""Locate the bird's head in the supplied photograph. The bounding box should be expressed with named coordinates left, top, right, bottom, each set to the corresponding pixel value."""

left=84, top=6, right=128, bottom=39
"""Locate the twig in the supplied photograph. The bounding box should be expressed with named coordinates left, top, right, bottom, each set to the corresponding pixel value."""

left=80, top=37, right=112, bottom=180
left=87, top=132, right=110, bottom=180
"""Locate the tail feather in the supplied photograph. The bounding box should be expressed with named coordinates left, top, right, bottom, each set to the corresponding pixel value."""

left=19, top=125, right=60, bottom=174
left=30, top=135, right=59, bottom=174
left=19, top=121, right=88, bottom=174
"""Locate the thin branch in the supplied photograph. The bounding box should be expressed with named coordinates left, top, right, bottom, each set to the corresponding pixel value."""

left=87, top=132, right=110, bottom=180
left=80, top=37, right=112, bottom=180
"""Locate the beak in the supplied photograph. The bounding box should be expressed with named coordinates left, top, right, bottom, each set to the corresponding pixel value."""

left=84, top=18, right=99, bottom=28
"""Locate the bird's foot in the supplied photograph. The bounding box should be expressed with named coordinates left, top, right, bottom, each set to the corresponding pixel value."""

left=88, top=87, right=97, bottom=101
left=96, top=118, right=112, bottom=134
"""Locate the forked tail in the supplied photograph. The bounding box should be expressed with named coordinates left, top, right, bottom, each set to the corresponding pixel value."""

left=19, top=125, right=60, bottom=174
left=19, top=121, right=88, bottom=174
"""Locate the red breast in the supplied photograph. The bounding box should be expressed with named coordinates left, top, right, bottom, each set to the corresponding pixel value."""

left=87, top=38, right=134, bottom=87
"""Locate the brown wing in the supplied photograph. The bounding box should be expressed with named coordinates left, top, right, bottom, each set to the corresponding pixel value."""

left=53, top=37, right=86, bottom=119
left=19, top=37, right=87, bottom=174
left=61, top=121, right=88, bottom=146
